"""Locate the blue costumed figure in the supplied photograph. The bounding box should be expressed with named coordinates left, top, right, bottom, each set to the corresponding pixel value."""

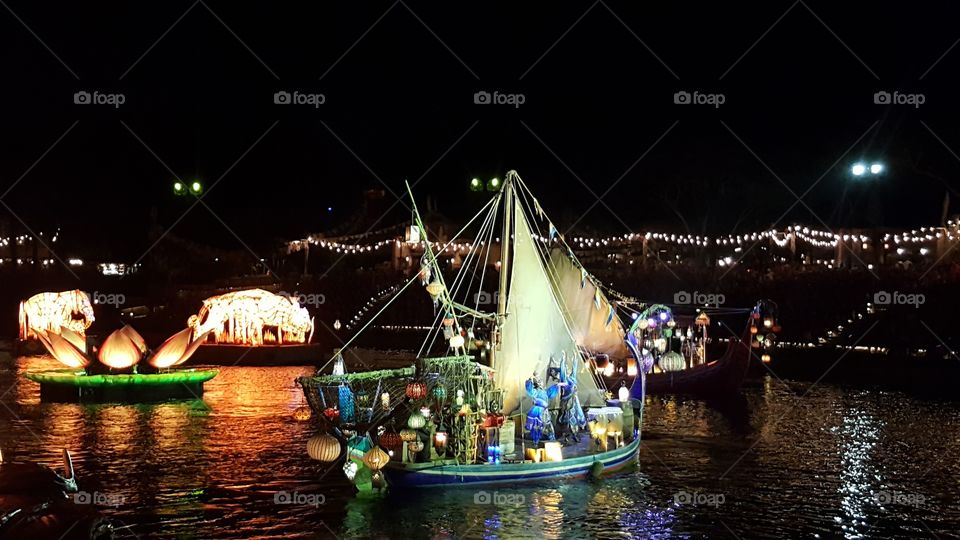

left=556, top=352, right=587, bottom=444
left=524, top=373, right=560, bottom=446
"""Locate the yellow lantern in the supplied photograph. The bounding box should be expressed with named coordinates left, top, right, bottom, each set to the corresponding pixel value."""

left=292, top=406, right=312, bottom=421
left=626, top=358, right=638, bottom=377
left=400, top=428, right=418, bottom=442
left=363, top=446, right=390, bottom=471
left=761, top=354, right=772, bottom=363
left=306, top=434, right=340, bottom=462
left=695, top=312, right=710, bottom=327
left=425, top=280, right=444, bottom=300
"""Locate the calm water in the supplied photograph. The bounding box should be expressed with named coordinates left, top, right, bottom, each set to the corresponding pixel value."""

left=2, top=356, right=959, bottom=539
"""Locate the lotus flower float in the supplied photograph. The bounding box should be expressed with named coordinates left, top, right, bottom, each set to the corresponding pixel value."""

left=37, top=325, right=209, bottom=373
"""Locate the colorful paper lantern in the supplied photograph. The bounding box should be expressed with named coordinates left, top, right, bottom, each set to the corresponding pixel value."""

left=659, top=351, right=685, bottom=372
left=400, top=428, right=418, bottom=442
left=338, top=385, right=355, bottom=423
left=306, top=434, right=340, bottom=462
left=292, top=405, right=312, bottom=421
left=431, top=384, right=447, bottom=401
left=449, top=334, right=465, bottom=348
left=379, top=431, right=402, bottom=452
left=695, top=312, right=710, bottom=327
left=362, top=446, right=390, bottom=471
left=406, top=381, right=427, bottom=400
left=407, top=413, right=427, bottom=429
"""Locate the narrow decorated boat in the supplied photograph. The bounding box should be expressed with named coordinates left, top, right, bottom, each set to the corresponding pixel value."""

left=297, top=171, right=643, bottom=490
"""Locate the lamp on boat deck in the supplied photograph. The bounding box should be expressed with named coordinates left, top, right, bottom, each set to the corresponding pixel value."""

left=434, top=429, right=448, bottom=454
left=543, top=441, right=563, bottom=462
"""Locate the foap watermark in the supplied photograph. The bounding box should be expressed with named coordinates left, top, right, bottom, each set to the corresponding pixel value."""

left=473, top=490, right=526, bottom=506
left=874, top=90, right=924, bottom=108
left=673, top=490, right=725, bottom=508
left=274, top=90, right=326, bottom=108
left=674, top=290, right=725, bottom=306
left=92, top=292, right=126, bottom=307
left=873, top=290, right=924, bottom=308
left=74, top=90, right=125, bottom=108
left=74, top=491, right=125, bottom=506
left=473, top=90, right=525, bottom=108
left=873, top=490, right=925, bottom=508
left=673, top=90, right=725, bottom=108
left=274, top=490, right=326, bottom=507
left=280, top=291, right=326, bottom=307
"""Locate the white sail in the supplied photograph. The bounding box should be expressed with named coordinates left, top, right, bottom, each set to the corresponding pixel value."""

left=548, top=247, right=629, bottom=360
left=496, top=199, right=604, bottom=414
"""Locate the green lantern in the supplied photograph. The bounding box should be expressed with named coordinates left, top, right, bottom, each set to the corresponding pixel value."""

left=663, top=328, right=673, bottom=338
left=431, top=384, right=447, bottom=401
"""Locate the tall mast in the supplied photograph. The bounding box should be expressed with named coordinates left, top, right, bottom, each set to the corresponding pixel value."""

left=493, top=172, right=514, bottom=363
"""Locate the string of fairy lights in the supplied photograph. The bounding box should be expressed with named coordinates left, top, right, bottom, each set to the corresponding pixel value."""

left=286, top=222, right=960, bottom=261
left=345, top=283, right=403, bottom=331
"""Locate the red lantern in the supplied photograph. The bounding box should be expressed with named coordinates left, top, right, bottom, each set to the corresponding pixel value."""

left=323, top=407, right=337, bottom=420
left=379, top=431, right=402, bottom=452
left=406, top=381, right=427, bottom=400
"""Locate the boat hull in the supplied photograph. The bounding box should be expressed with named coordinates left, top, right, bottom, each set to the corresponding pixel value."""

left=382, top=437, right=639, bottom=488
left=643, top=336, right=751, bottom=398
left=23, top=369, right=219, bottom=403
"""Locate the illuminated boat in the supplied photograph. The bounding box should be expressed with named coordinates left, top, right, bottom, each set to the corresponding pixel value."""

left=632, top=303, right=778, bottom=398
left=0, top=448, right=113, bottom=538
left=24, top=325, right=218, bottom=403
left=298, top=171, right=642, bottom=490
left=16, top=290, right=95, bottom=356
left=186, top=289, right=324, bottom=366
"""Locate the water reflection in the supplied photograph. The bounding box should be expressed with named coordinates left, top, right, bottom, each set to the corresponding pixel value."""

left=2, top=356, right=959, bottom=537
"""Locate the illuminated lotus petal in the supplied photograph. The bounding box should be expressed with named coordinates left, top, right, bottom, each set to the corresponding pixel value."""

left=59, top=326, right=87, bottom=354
left=172, top=330, right=211, bottom=367
left=147, top=328, right=192, bottom=369
left=36, top=330, right=57, bottom=358
left=98, top=330, right=141, bottom=369
left=120, top=325, right=147, bottom=353
left=46, top=332, right=92, bottom=369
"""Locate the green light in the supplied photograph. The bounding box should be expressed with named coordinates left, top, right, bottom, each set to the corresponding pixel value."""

left=190, top=181, right=203, bottom=194
left=487, top=177, right=500, bottom=191
left=470, top=178, right=483, bottom=192
left=173, top=181, right=184, bottom=194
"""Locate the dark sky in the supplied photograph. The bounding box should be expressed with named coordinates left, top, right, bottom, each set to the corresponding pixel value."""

left=2, top=1, right=959, bottom=258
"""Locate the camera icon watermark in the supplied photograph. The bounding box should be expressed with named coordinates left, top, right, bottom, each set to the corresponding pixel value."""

left=873, top=290, right=924, bottom=308
left=674, top=290, right=725, bottom=306
left=73, top=90, right=125, bottom=108
left=73, top=491, right=125, bottom=506
left=274, top=90, right=326, bottom=108
left=274, top=490, right=325, bottom=507
left=873, top=490, right=925, bottom=508
left=873, top=90, right=924, bottom=108
left=92, top=291, right=126, bottom=307
left=473, top=90, right=525, bottom=108
left=673, top=490, right=725, bottom=507
left=473, top=490, right=526, bottom=506
left=673, top=90, right=725, bottom=108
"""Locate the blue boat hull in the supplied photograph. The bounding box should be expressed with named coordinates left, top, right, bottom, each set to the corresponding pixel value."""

left=382, top=436, right=640, bottom=488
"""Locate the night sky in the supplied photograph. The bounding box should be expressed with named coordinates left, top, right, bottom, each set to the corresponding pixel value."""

left=2, top=1, right=959, bottom=259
